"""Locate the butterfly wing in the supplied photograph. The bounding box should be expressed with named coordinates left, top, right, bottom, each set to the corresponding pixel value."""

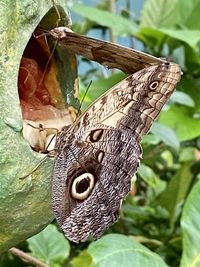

left=71, top=62, right=181, bottom=140
left=52, top=62, right=181, bottom=243
left=50, top=26, right=165, bottom=74
left=53, top=126, right=141, bottom=242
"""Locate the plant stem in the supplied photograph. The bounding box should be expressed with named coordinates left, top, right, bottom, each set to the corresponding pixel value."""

left=9, top=247, right=50, bottom=267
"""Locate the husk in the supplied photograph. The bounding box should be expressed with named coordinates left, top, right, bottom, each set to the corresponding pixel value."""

left=0, top=0, right=77, bottom=252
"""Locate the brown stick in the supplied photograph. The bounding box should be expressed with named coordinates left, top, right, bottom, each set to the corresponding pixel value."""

left=9, top=247, right=50, bottom=267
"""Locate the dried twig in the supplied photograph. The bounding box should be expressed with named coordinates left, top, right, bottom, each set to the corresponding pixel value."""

left=9, top=247, right=50, bottom=267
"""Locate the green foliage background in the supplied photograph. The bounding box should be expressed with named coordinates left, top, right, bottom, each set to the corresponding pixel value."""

left=1, top=0, right=200, bottom=266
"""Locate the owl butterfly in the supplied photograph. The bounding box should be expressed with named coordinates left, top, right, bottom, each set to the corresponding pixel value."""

left=50, top=27, right=181, bottom=243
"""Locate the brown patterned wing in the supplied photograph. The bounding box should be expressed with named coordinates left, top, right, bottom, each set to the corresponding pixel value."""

left=52, top=62, right=181, bottom=243
left=50, top=26, right=165, bottom=74
left=71, top=61, right=181, bottom=141
left=53, top=127, right=141, bottom=242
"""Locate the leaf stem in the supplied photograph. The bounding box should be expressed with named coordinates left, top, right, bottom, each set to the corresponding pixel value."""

left=9, top=247, right=50, bottom=267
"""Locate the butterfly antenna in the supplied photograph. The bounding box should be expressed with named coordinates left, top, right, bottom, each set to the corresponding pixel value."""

left=51, top=0, right=61, bottom=26
left=35, top=0, right=61, bottom=87
left=78, top=80, right=93, bottom=114
left=33, top=29, right=50, bottom=39
left=19, top=155, right=49, bottom=179
left=38, top=38, right=58, bottom=86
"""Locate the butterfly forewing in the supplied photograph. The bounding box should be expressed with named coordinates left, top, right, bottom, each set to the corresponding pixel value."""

left=50, top=26, right=164, bottom=74
left=52, top=61, right=181, bottom=243
left=70, top=62, right=181, bottom=140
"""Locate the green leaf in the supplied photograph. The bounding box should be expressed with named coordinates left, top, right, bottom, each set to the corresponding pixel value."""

left=180, top=180, right=200, bottom=267
left=157, top=162, right=194, bottom=226
left=28, top=225, right=70, bottom=266
left=158, top=29, right=200, bottom=51
left=142, top=134, right=161, bottom=145
left=179, top=76, right=200, bottom=113
left=138, top=164, right=166, bottom=201
left=138, top=163, right=165, bottom=189
left=179, top=0, right=200, bottom=29
left=179, top=147, right=197, bottom=162
left=160, top=150, right=174, bottom=168
left=139, top=27, right=200, bottom=52
left=71, top=250, right=92, bottom=267
left=78, top=234, right=169, bottom=267
left=140, top=0, right=180, bottom=28
left=137, top=27, right=166, bottom=49
left=159, top=106, right=200, bottom=141
left=142, top=133, right=161, bottom=145
left=170, top=46, right=186, bottom=69
left=150, top=122, right=180, bottom=150
left=71, top=4, right=138, bottom=36
left=170, top=91, right=195, bottom=107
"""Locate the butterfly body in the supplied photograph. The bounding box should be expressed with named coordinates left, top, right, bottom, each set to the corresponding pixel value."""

left=52, top=59, right=181, bottom=242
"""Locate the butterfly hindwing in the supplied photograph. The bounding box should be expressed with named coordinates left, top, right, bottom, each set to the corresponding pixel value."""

left=53, top=126, right=141, bottom=242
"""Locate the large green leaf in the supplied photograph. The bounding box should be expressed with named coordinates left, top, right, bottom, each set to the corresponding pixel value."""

left=178, top=0, right=200, bottom=29
left=28, top=225, right=70, bottom=267
left=140, top=0, right=180, bottom=28
left=180, top=180, right=200, bottom=267
left=141, top=0, right=200, bottom=30
left=139, top=27, right=200, bottom=52
left=158, top=29, right=200, bottom=52
left=71, top=3, right=138, bottom=36
left=72, top=234, right=169, bottom=267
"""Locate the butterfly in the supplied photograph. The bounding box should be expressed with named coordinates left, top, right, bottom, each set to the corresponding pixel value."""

left=49, top=29, right=181, bottom=243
